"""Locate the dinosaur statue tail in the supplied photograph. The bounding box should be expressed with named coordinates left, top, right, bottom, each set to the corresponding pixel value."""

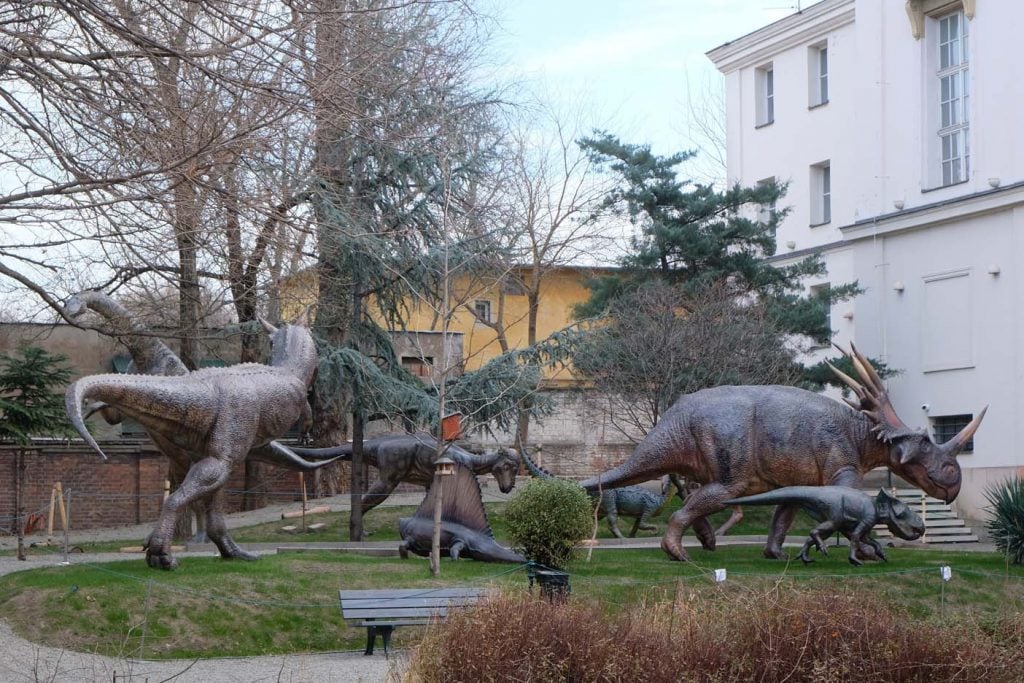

left=65, top=377, right=110, bottom=461
left=724, top=487, right=823, bottom=508
left=249, top=442, right=344, bottom=471
left=516, top=435, right=555, bottom=480
left=286, top=443, right=354, bottom=460
left=578, top=460, right=650, bottom=494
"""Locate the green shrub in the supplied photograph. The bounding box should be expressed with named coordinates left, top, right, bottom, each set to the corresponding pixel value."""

left=503, top=478, right=592, bottom=569
left=985, top=476, right=1024, bottom=564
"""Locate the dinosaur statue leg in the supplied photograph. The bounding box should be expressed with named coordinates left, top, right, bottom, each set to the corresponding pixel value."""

left=145, top=456, right=232, bottom=570
left=661, top=483, right=733, bottom=561
left=764, top=505, right=798, bottom=560
left=604, top=498, right=626, bottom=539
left=205, top=487, right=259, bottom=562
left=360, top=477, right=399, bottom=516
left=798, top=521, right=836, bottom=564
left=846, top=521, right=877, bottom=566
left=715, top=506, right=743, bottom=536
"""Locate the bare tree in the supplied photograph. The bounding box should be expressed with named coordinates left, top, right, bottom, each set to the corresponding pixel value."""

left=573, top=280, right=802, bottom=440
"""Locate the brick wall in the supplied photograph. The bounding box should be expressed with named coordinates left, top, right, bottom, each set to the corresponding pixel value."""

left=0, top=441, right=313, bottom=533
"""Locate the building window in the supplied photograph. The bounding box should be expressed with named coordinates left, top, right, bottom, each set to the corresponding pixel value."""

left=756, top=64, right=774, bottom=126
left=937, top=9, right=969, bottom=186
left=810, top=161, right=831, bottom=225
left=809, top=43, right=828, bottom=107
left=473, top=299, right=492, bottom=323
left=809, top=283, right=832, bottom=342
left=932, top=414, right=975, bottom=453
left=401, top=356, right=434, bottom=378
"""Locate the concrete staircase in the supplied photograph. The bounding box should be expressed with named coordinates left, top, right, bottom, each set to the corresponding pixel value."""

left=873, top=488, right=979, bottom=545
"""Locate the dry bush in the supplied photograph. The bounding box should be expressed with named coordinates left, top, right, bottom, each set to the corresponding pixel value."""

left=403, top=586, right=1024, bottom=682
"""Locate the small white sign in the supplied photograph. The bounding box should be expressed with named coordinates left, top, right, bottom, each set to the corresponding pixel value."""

left=713, top=568, right=727, bottom=583
left=940, top=566, right=952, bottom=582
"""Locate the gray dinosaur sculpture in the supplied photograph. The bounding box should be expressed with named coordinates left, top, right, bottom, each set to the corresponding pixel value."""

left=579, top=343, right=986, bottom=562
left=65, top=314, right=338, bottom=569
left=287, top=433, right=520, bottom=515
left=725, top=487, right=925, bottom=566
left=398, top=462, right=525, bottom=563
left=519, top=444, right=685, bottom=538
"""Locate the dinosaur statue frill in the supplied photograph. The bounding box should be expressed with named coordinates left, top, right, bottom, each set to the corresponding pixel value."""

left=398, top=462, right=525, bottom=564
left=65, top=313, right=340, bottom=569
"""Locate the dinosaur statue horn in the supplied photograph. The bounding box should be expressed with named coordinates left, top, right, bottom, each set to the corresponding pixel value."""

left=291, top=307, right=311, bottom=328
left=939, top=406, right=988, bottom=456
left=258, top=317, right=277, bottom=334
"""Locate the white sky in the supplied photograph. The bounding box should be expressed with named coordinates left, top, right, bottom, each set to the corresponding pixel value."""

left=493, top=0, right=823, bottom=153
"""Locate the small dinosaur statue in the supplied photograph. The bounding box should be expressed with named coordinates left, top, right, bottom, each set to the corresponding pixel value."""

left=519, top=443, right=685, bottom=539
left=65, top=313, right=339, bottom=569
left=398, top=462, right=525, bottom=563
left=288, top=433, right=520, bottom=515
left=725, top=487, right=925, bottom=566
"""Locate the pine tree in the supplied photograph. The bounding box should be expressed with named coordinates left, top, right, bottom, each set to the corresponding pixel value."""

left=0, top=345, right=72, bottom=560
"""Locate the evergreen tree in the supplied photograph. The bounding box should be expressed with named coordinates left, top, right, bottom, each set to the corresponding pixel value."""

left=576, top=132, right=857, bottom=345
left=0, top=345, right=72, bottom=560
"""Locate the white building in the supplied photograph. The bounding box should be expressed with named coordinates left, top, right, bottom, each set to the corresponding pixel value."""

left=707, top=0, right=1022, bottom=519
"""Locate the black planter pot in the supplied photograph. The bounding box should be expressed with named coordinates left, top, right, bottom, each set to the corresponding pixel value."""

left=528, top=563, right=571, bottom=603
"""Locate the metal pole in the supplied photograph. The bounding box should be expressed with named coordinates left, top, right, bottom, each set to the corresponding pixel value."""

left=62, top=490, right=71, bottom=564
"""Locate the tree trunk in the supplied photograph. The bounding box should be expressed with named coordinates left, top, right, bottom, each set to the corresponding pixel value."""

left=174, top=182, right=202, bottom=371
left=350, top=408, right=364, bottom=541
left=15, top=449, right=25, bottom=561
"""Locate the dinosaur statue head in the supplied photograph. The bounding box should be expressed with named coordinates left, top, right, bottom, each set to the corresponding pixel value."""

left=828, top=343, right=986, bottom=503
left=260, top=310, right=317, bottom=387
left=488, top=447, right=520, bottom=493
left=874, top=489, right=925, bottom=540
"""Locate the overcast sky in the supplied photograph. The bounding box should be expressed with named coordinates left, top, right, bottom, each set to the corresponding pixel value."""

left=492, top=0, right=822, bottom=154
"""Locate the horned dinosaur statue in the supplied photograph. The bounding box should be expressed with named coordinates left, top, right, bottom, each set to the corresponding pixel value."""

left=519, top=444, right=686, bottom=539
left=398, top=461, right=526, bottom=563
left=579, top=343, right=986, bottom=562
left=287, top=432, right=520, bottom=515
left=65, top=313, right=339, bottom=569
left=725, top=487, right=925, bottom=566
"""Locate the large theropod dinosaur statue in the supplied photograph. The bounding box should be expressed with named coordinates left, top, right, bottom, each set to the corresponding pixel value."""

left=580, top=344, right=986, bottom=562
left=725, top=486, right=925, bottom=566
left=288, top=433, right=520, bottom=515
left=65, top=314, right=336, bottom=569
left=519, top=444, right=686, bottom=538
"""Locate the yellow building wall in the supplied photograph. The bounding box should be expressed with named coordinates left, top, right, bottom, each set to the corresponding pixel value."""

left=280, top=267, right=598, bottom=385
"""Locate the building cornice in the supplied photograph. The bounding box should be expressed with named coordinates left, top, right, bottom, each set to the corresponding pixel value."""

left=706, top=0, right=855, bottom=74
left=840, top=181, right=1024, bottom=242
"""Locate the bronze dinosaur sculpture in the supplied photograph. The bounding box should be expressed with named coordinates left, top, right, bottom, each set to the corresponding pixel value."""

left=579, top=344, right=986, bottom=562
left=65, top=313, right=337, bottom=569
left=288, top=433, right=520, bottom=515
left=398, top=462, right=525, bottom=563
left=725, top=487, right=925, bottom=565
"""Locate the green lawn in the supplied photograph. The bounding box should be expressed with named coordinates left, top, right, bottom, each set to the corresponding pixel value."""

left=2, top=543, right=1021, bottom=660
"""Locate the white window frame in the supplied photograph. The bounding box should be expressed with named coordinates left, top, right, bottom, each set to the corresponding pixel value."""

left=473, top=299, right=492, bottom=323
left=935, top=9, right=970, bottom=186
left=810, top=161, right=831, bottom=226
left=808, top=43, right=829, bottom=108
left=755, top=64, right=774, bottom=127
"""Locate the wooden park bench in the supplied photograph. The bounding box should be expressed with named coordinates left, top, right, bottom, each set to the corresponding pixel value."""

left=339, top=587, right=489, bottom=655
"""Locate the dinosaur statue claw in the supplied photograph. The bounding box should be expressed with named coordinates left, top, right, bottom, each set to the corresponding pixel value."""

left=660, top=536, right=689, bottom=562
left=763, top=546, right=788, bottom=560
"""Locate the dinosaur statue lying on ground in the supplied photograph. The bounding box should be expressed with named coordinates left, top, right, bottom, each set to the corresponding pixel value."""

left=519, top=445, right=686, bottom=538
left=288, top=433, right=520, bottom=515
left=579, top=343, right=986, bottom=562
left=398, top=462, right=525, bottom=563
left=725, top=487, right=925, bottom=565
left=65, top=314, right=338, bottom=569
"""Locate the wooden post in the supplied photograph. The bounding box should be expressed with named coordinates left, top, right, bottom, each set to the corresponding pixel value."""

left=47, top=483, right=57, bottom=537
left=299, top=472, right=307, bottom=532
left=55, top=482, right=67, bottom=533
left=430, top=471, right=444, bottom=577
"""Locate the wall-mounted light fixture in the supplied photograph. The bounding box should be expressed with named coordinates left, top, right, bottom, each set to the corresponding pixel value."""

left=988, top=264, right=1001, bottom=276
left=893, top=281, right=905, bottom=293
left=842, top=310, right=854, bottom=320
left=893, top=199, right=905, bottom=210
left=785, top=240, right=796, bottom=250
left=988, top=177, right=1001, bottom=188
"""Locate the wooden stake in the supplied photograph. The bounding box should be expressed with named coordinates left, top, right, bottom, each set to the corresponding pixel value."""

left=299, top=472, right=307, bottom=532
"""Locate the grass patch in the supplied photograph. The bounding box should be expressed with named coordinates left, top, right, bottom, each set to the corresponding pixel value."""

left=1, top=544, right=1022, bottom=660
